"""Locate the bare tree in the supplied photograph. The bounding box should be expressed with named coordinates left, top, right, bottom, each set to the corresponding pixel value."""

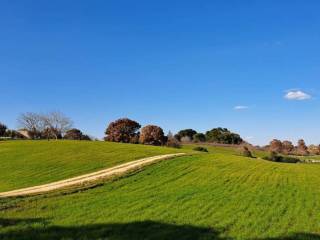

left=17, top=111, right=73, bottom=140
left=42, top=112, right=73, bottom=140
left=17, top=112, right=44, bottom=139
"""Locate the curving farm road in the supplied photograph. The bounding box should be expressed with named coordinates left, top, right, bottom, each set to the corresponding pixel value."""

left=0, top=153, right=186, bottom=198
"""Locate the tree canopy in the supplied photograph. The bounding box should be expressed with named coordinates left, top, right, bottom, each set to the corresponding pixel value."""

left=175, top=129, right=197, bottom=141
left=105, top=118, right=141, bottom=143
left=0, top=123, right=7, bottom=137
left=139, top=125, right=165, bottom=146
left=205, top=128, right=243, bottom=144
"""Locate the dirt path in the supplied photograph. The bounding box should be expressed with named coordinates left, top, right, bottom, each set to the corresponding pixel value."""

left=0, top=153, right=186, bottom=198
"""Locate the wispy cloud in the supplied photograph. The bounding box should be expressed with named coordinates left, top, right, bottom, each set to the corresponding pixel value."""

left=284, top=90, right=311, bottom=101
left=234, top=105, right=249, bottom=110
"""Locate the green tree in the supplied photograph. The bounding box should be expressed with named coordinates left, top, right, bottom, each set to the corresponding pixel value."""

left=0, top=123, right=7, bottom=137
left=175, top=129, right=197, bottom=141
left=193, top=133, right=206, bottom=142
left=64, top=128, right=83, bottom=140
left=205, top=128, right=242, bottom=144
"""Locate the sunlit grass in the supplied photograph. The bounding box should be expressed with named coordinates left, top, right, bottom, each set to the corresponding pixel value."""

left=2, top=146, right=320, bottom=239
left=0, top=140, right=187, bottom=192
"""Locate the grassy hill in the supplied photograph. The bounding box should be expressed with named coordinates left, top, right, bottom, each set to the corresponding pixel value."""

left=0, top=140, right=186, bottom=192
left=1, top=142, right=320, bottom=239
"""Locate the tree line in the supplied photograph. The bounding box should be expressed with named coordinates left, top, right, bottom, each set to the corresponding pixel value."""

left=3, top=113, right=318, bottom=156
left=1, top=114, right=244, bottom=146
left=0, top=112, right=91, bottom=141
left=267, top=139, right=320, bottom=156
left=103, top=118, right=243, bottom=147
left=173, top=127, right=243, bottom=145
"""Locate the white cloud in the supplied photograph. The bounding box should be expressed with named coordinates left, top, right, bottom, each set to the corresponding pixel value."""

left=284, top=90, right=311, bottom=100
left=234, top=105, right=249, bottom=110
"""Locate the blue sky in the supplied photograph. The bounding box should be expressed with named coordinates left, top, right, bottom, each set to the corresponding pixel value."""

left=1, top=0, right=320, bottom=145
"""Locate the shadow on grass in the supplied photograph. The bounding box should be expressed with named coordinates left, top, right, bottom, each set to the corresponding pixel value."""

left=0, top=217, right=48, bottom=227
left=1, top=218, right=320, bottom=240
left=0, top=219, right=221, bottom=240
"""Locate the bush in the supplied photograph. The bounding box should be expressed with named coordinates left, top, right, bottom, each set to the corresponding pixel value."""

left=81, top=134, right=92, bottom=141
left=263, top=151, right=300, bottom=163
left=166, top=133, right=181, bottom=148
left=64, top=129, right=92, bottom=141
left=193, top=146, right=208, bottom=152
left=281, top=156, right=300, bottom=163
left=263, top=151, right=281, bottom=162
left=242, top=146, right=253, bottom=158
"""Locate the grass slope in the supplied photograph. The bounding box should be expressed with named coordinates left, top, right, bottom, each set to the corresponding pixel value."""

left=2, top=148, right=320, bottom=239
left=0, top=140, right=185, bottom=192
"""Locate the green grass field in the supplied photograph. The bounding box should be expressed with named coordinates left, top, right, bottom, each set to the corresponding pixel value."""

left=1, top=141, right=320, bottom=239
left=0, top=140, right=186, bottom=192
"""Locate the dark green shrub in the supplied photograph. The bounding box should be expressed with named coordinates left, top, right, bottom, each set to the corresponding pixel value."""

left=263, top=151, right=281, bottom=162
left=81, top=135, right=92, bottom=141
left=193, top=146, right=208, bottom=152
left=280, top=156, right=300, bottom=163
left=263, top=151, right=300, bottom=163
left=270, top=151, right=280, bottom=161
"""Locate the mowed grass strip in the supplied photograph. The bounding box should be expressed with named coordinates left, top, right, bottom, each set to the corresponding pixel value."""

left=0, top=140, right=187, bottom=192
left=2, top=153, right=320, bottom=239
